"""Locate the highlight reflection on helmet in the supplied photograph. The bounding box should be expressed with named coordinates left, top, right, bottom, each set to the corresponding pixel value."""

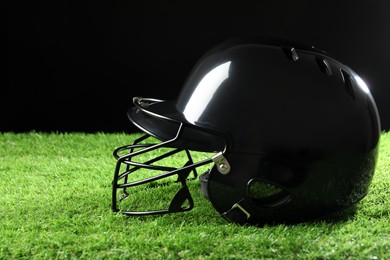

left=111, top=38, right=381, bottom=225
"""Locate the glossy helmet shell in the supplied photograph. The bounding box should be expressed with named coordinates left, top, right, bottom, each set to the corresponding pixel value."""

left=128, top=38, right=381, bottom=225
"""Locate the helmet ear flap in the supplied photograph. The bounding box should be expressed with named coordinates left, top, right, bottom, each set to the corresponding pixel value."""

left=205, top=153, right=259, bottom=223
left=200, top=167, right=292, bottom=209
left=205, top=153, right=306, bottom=225
left=205, top=161, right=288, bottom=225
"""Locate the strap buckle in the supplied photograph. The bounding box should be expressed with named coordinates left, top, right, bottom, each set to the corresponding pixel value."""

left=221, top=199, right=252, bottom=224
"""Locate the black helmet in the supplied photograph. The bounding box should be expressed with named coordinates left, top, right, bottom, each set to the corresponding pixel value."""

left=112, top=38, right=381, bottom=225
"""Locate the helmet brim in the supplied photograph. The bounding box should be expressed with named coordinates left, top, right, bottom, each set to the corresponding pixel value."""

left=127, top=99, right=225, bottom=152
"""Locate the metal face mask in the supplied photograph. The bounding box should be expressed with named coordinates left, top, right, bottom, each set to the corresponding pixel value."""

left=112, top=113, right=228, bottom=216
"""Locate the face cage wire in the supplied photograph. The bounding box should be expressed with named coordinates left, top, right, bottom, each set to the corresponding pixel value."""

left=112, top=123, right=219, bottom=216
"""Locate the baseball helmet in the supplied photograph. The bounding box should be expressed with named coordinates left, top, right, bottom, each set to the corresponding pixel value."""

left=111, top=38, right=381, bottom=225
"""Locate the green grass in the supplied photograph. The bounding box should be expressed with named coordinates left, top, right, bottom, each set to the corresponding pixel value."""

left=0, top=131, right=389, bottom=259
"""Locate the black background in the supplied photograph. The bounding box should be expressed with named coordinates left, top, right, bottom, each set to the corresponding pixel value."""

left=3, top=1, right=390, bottom=134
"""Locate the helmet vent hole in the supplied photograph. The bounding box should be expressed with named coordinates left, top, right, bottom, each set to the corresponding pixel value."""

left=315, top=57, right=332, bottom=76
left=282, top=47, right=299, bottom=61
left=340, top=69, right=356, bottom=100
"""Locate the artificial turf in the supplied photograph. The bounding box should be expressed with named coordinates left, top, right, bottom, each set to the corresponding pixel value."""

left=0, top=131, right=389, bottom=259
